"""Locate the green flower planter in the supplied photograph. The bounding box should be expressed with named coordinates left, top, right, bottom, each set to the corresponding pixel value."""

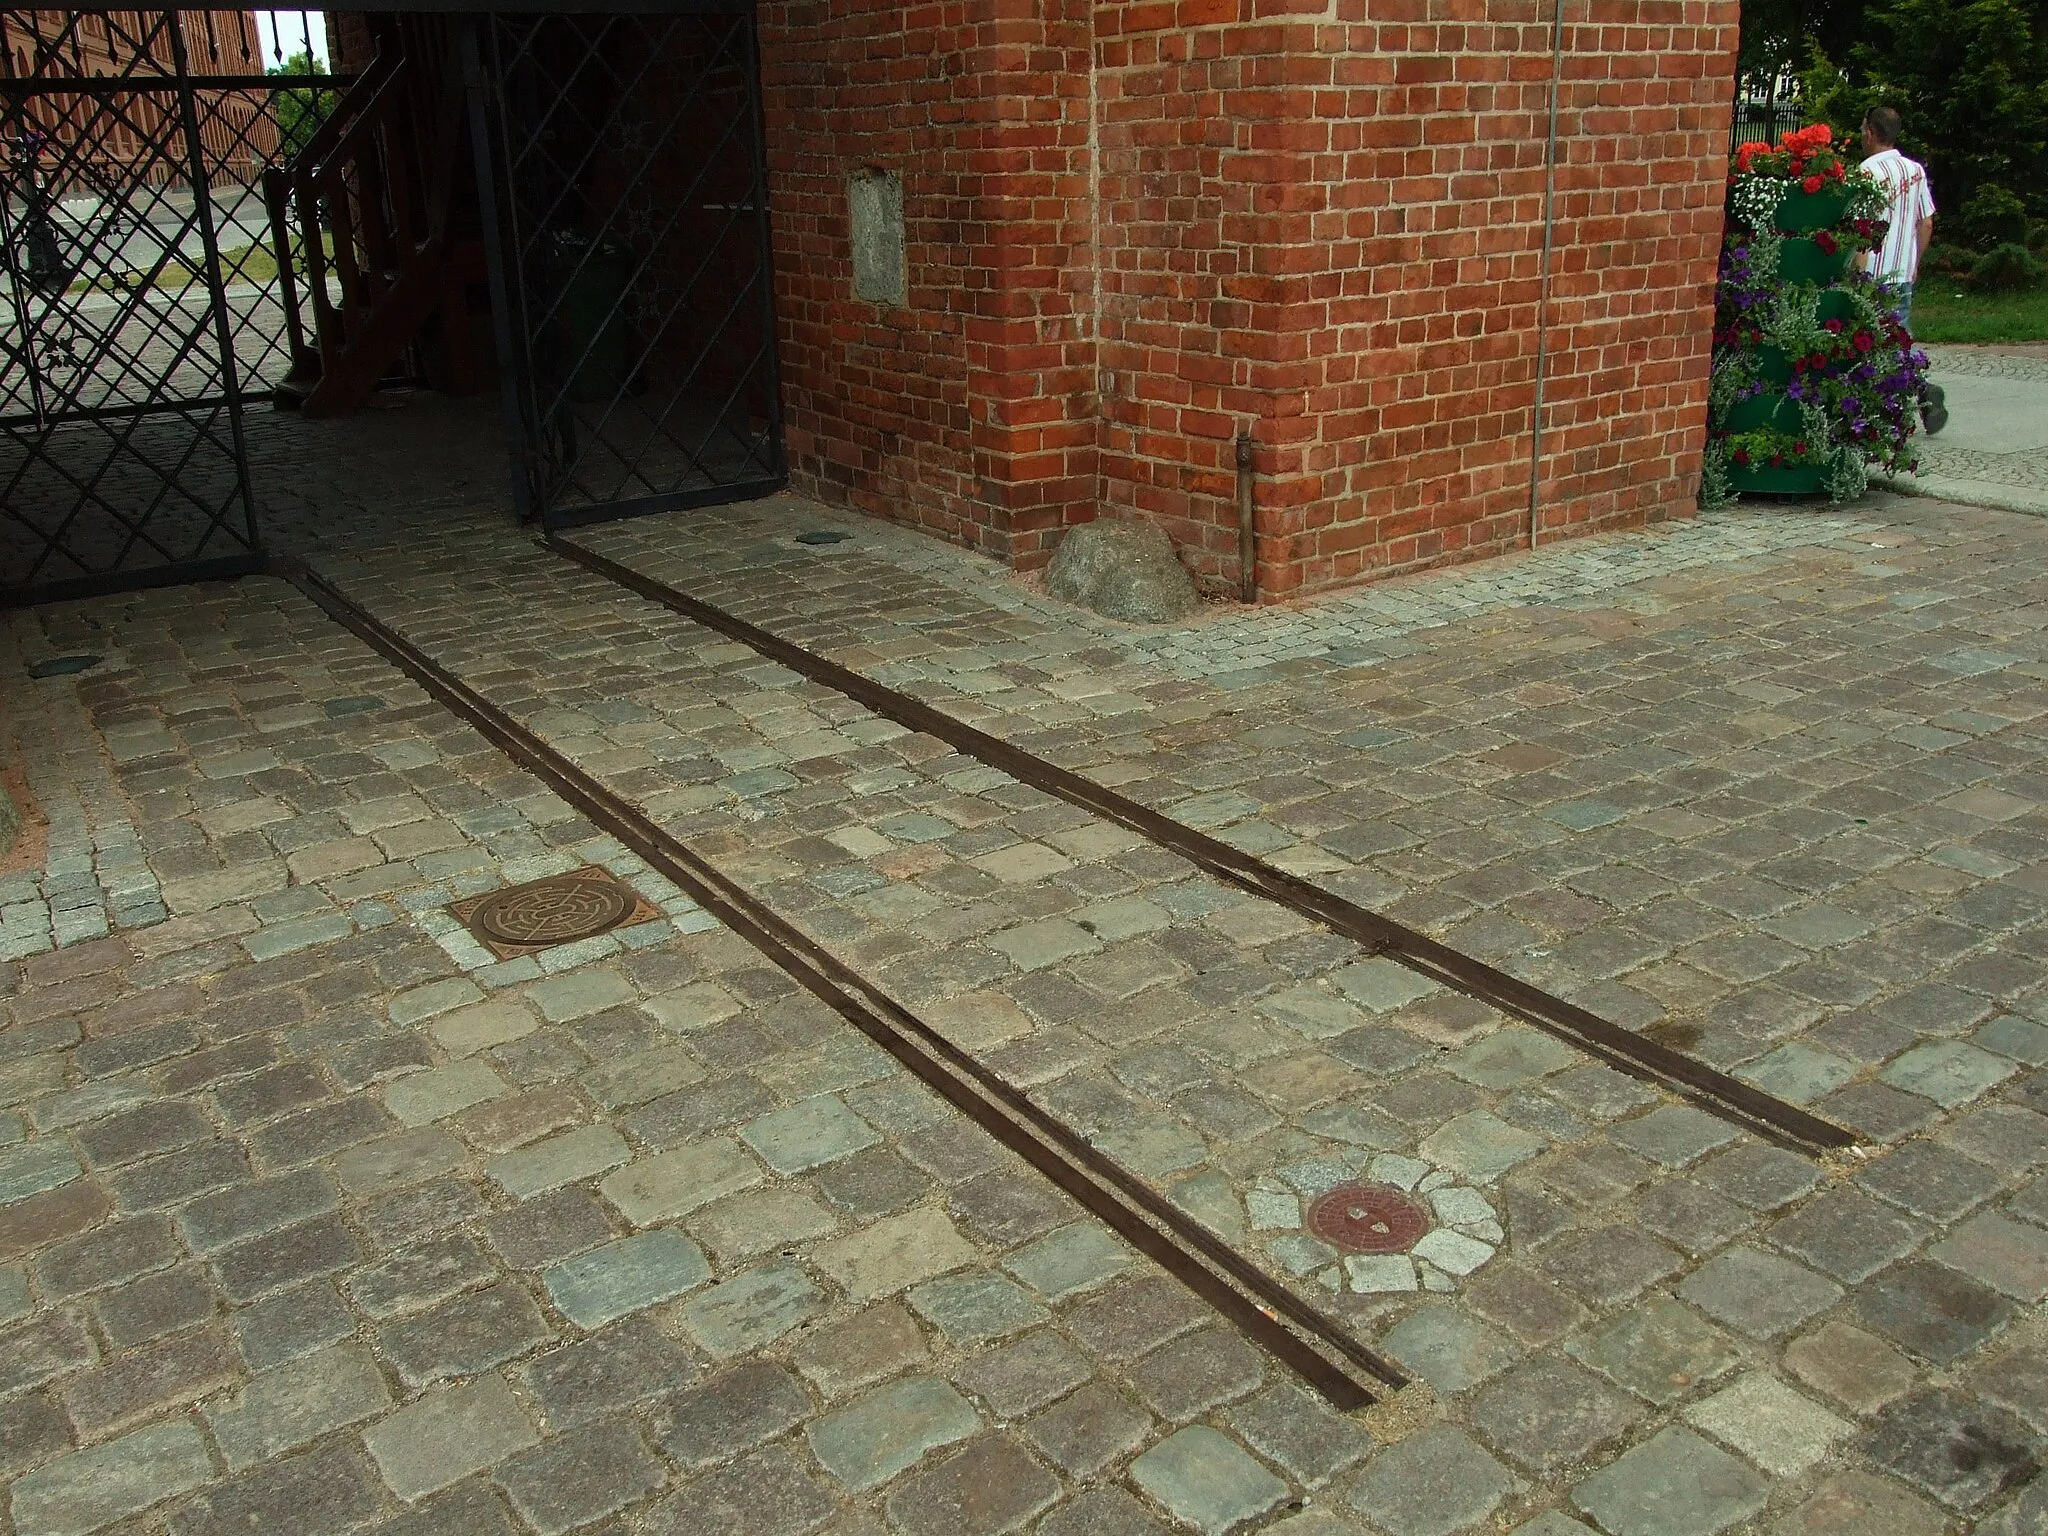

left=1777, top=237, right=1851, bottom=285
left=1729, top=461, right=1826, bottom=494
left=1775, top=182, right=1850, bottom=233
left=1753, top=346, right=1793, bottom=386
left=1719, top=391, right=1801, bottom=433
left=1816, top=289, right=1857, bottom=324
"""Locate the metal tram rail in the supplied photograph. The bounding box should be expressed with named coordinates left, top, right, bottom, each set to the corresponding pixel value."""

left=540, top=534, right=1859, bottom=1158
left=263, top=531, right=1862, bottom=1410
left=275, top=554, right=1408, bottom=1414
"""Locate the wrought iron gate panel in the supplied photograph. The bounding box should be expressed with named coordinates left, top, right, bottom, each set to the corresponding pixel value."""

left=473, top=7, right=783, bottom=530
left=0, top=10, right=342, bottom=603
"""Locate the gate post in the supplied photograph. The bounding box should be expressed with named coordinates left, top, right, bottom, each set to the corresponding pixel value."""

left=460, top=17, right=539, bottom=527
left=166, top=10, right=260, bottom=556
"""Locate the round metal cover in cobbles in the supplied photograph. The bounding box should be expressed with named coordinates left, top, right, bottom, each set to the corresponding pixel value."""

left=470, top=873, right=634, bottom=947
left=1306, top=1183, right=1431, bottom=1254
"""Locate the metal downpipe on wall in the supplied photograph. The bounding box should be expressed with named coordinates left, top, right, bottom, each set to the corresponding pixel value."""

left=1527, top=0, right=1568, bottom=550
left=1235, top=427, right=1257, bottom=603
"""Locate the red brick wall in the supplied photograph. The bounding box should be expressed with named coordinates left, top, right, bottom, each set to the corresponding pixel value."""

left=758, top=0, right=1739, bottom=596
left=1089, top=0, right=1737, bottom=598
left=756, top=0, right=1098, bottom=560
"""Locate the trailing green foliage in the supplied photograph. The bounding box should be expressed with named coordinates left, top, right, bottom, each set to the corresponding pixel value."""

left=1707, top=128, right=1930, bottom=507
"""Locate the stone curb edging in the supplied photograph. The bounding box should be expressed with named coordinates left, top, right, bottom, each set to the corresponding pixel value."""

left=1877, top=474, right=2048, bottom=518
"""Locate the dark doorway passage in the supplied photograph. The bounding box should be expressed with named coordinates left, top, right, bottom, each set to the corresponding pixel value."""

left=1, top=3, right=784, bottom=605
left=473, top=8, right=783, bottom=530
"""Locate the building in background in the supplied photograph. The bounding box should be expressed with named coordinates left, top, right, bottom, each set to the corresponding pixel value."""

left=2, top=10, right=278, bottom=195
left=2, top=2, right=1737, bottom=606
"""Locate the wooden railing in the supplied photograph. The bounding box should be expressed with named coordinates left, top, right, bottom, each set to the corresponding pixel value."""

left=264, top=42, right=480, bottom=417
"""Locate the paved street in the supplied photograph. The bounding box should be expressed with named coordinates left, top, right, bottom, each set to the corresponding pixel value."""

left=1888, top=346, right=2048, bottom=517
left=6, top=482, right=2048, bottom=1535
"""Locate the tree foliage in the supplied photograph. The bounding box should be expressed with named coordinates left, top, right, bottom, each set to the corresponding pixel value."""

left=1738, top=0, right=1863, bottom=94
left=267, top=50, right=336, bottom=167
left=1792, top=0, right=2048, bottom=243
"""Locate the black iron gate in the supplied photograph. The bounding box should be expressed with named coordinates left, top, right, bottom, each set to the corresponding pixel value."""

left=0, top=10, right=340, bottom=603
left=467, top=6, right=784, bottom=530
left=2, top=5, right=785, bottom=603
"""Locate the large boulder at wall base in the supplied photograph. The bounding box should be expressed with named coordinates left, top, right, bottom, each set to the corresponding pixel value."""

left=1044, top=519, right=1199, bottom=623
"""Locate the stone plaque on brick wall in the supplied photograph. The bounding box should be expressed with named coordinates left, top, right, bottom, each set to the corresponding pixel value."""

left=848, top=168, right=906, bottom=306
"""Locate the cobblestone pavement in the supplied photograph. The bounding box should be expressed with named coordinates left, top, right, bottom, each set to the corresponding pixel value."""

left=3, top=389, right=509, bottom=594
left=1883, top=346, right=2048, bottom=516
left=8, top=488, right=2048, bottom=1534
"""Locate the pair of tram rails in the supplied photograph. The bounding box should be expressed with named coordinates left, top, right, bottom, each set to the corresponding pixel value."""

left=265, top=531, right=1860, bottom=1412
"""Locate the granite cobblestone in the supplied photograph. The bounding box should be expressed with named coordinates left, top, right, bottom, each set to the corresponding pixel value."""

left=4, top=490, right=2048, bottom=1530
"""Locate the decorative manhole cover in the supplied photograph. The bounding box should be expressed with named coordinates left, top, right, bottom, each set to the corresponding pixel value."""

left=1306, top=1183, right=1430, bottom=1254
left=451, top=867, right=657, bottom=957
left=1250, top=1154, right=1504, bottom=1295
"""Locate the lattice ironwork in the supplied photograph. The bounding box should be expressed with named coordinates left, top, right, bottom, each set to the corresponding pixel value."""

left=0, top=9, right=346, bottom=602
left=471, top=9, right=783, bottom=530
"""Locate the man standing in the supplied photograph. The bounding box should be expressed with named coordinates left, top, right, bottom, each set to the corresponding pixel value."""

left=1859, top=107, right=1944, bottom=431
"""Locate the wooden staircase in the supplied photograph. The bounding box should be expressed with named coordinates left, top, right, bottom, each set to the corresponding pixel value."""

left=264, top=39, right=484, bottom=418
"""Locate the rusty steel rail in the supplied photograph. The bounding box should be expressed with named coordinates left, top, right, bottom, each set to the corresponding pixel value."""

left=274, top=556, right=1404, bottom=1412
left=547, top=534, right=1857, bottom=1159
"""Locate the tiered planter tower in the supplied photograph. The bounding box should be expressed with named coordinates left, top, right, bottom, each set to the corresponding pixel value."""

left=1706, top=126, right=1929, bottom=505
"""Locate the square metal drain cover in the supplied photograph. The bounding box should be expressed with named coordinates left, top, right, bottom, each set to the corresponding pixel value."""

left=450, top=866, right=659, bottom=958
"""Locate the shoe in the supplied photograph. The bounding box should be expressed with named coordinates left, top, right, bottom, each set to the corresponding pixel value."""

left=1922, top=382, right=1948, bottom=435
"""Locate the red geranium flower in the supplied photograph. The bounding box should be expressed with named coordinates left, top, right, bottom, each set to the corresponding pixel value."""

left=1733, top=449, right=1751, bottom=465
left=1816, top=231, right=1839, bottom=255
left=1824, top=319, right=1843, bottom=333
left=1802, top=175, right=1823, bottom=194
left=1853, top=331, right=1874, bottom=353
left=1793, top=441, right=1807, bottom=455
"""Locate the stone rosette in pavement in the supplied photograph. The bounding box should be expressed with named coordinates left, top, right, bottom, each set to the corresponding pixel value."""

left=1246, top=1153, right=1501, bottom=1295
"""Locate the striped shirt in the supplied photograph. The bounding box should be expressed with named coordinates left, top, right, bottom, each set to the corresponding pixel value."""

left=1863, top=147, right=1934, bottom=283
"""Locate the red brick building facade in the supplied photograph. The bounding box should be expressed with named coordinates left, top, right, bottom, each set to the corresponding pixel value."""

left=762, top=0, right=1735, bottom=600
left=4, top=10, right=279, bottom=192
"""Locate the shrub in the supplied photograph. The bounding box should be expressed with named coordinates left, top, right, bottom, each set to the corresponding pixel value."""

left=1956, top=184, right=2033, bottom=250
left=1970, top=242, right=2047, bottom=291
left=1922, top=242, right=1978, bottom=276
